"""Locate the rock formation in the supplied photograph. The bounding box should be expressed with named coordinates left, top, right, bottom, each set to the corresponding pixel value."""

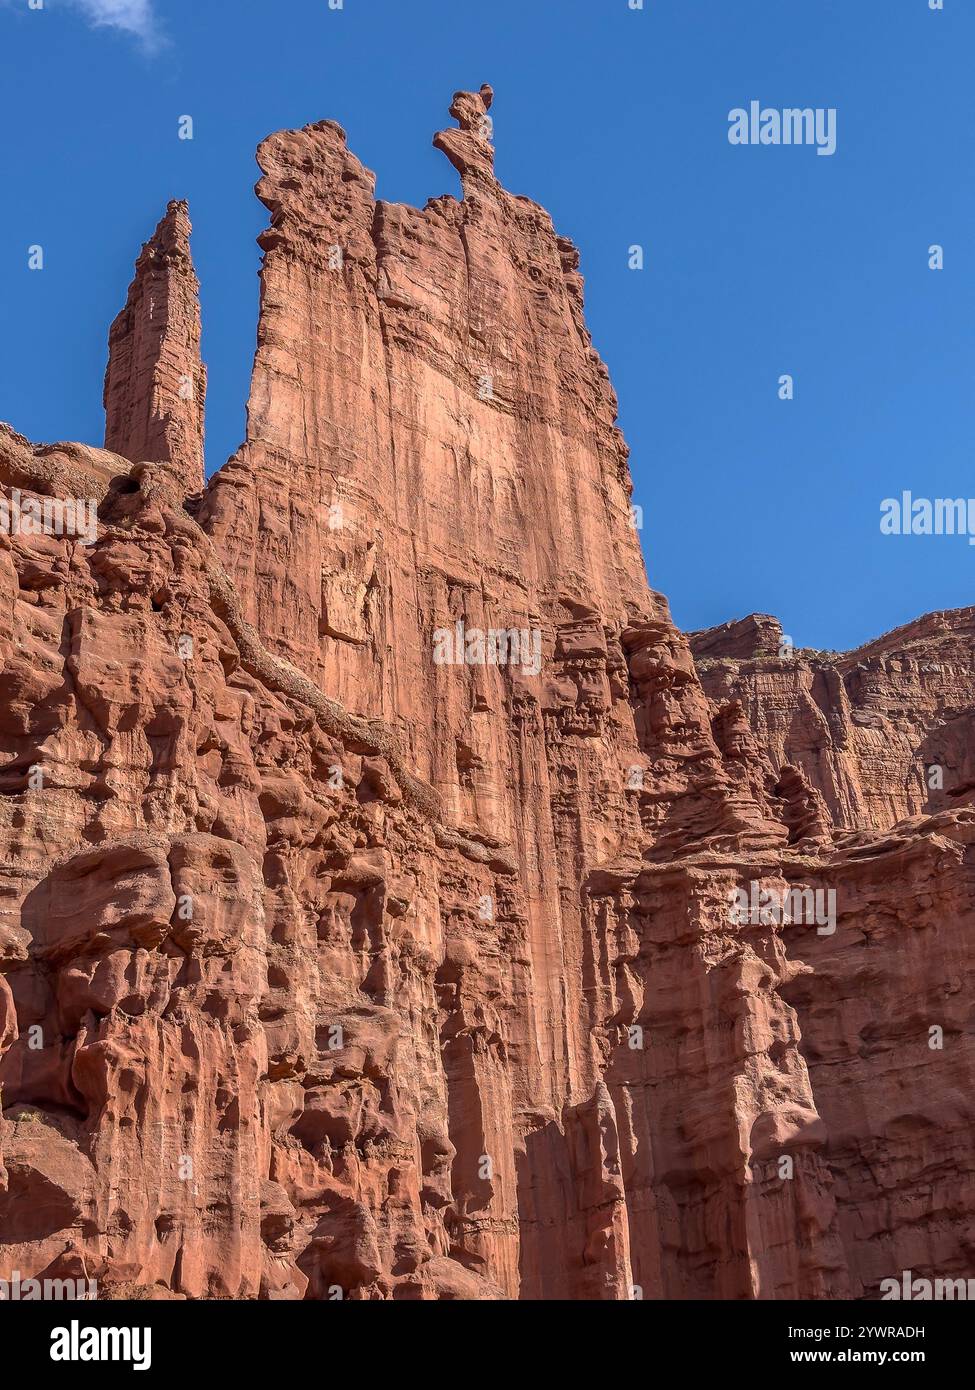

left=0, top=88, right=972, bottom=1301
left=104, top=200, right=207, bottom=493
left=691, top=608, right=975, bottom=832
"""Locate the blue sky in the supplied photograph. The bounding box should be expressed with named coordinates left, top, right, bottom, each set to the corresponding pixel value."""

left=0, top=0, right=971, bottom=649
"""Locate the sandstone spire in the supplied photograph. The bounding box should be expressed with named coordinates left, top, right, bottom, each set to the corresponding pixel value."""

left=103, top=199, right=207, bottom=490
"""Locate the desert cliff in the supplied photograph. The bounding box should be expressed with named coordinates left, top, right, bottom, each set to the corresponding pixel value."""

left=1, top=88, right=972, bottom=1301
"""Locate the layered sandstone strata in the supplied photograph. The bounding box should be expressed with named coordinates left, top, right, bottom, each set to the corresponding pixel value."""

left=0, top=89, right=972, bottom=1301
left=692, top=608, right=975, bottom=832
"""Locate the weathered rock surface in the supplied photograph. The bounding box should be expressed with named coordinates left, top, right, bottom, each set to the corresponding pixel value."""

left=0, top=89, right=972, bottom=1300
left=104, top=200, right=207, bottom=494
left=692, top=608, right=975, bottom=833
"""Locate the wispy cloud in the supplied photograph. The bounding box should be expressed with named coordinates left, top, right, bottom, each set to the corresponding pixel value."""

left=66, top=0, right=161, bottom=50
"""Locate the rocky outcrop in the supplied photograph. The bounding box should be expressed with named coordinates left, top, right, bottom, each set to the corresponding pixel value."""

left=104, top=200, right=207, bottom=493
left=692, top=608, right=975, bottom=833
left=1, top=88, right=972, bottom=1301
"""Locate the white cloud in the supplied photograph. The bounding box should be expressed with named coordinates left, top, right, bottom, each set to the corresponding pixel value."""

left=67, top=0, right=161, bottom=49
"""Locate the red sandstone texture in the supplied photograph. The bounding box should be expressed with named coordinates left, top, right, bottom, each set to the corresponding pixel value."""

left=691, top=609, right=975, bottom=833
left=104, top=200, right=207, bottom=494
left=0, top=89, right=972, bottom=1300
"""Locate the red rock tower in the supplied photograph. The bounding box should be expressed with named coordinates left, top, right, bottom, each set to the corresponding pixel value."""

left=103, top=199, right=207, bottom=489
left=198, top=87, right=791, bottom=1296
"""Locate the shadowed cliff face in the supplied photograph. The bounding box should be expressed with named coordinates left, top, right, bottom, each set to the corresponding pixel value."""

left=0, top=89, right=973, bottom=1301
